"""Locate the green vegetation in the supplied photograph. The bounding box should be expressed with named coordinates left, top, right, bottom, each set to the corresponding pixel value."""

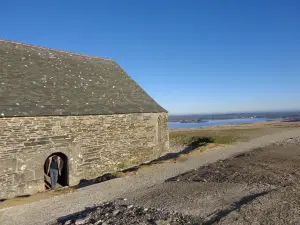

left=117, top=162, right=127, bottom=169
left=117, top=158, right=141, bottom=170
left=169, top=129, right=253, bottom=147
left=110, top=171, right=122, bottom=177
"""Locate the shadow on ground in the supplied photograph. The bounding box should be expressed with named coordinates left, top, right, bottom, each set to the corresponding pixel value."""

left=0, top=194, right=35, bottom=204
left=153, top=137, right=214, bottom=162
left=122, top=136, right=214, bottom=174
left=55, top=205, right=98, bottom=224
left=202, top=190, right=274, bottom=225
left=53, top=201, right=203, bottom=225
left=75, top=137, right=213, bottom=189
left=74, top=173, right=119, bottom=189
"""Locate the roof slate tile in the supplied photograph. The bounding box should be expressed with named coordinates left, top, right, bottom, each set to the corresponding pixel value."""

left=0, top=39, right=167, bottom=117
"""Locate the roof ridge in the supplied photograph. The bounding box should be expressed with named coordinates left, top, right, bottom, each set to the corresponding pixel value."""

left=0, top=38, right=115, bottom=61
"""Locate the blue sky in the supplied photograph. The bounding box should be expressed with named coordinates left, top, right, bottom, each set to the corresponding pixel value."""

left=1, top=0, right=300, bottom=114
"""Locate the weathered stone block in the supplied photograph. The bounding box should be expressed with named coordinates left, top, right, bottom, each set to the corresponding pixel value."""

left=25, top=179, right=44, bottom=195
left=34, top=168, right=45, bottom=180
left=0, top=159, right=17, bottom=175
left=23, top=170, right=35, bottom=182
left=0, top=112, right=169, bottom=199
left=14, top=173, right=25, bottom=184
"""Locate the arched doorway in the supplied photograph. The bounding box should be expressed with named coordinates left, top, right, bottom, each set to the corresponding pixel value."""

left=44, top=152, right=69, bottom=190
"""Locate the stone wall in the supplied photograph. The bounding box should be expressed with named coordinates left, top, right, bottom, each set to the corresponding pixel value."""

left=0, top=112, right=169, bottom=199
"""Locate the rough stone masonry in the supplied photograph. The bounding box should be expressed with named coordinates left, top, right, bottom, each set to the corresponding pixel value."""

left=0, top=39, right=169, bottom=199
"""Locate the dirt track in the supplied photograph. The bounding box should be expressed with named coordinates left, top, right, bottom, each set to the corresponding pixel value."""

left=125, top=138, right=300, bottom=225
left=168, top=139, right=300, bottom=187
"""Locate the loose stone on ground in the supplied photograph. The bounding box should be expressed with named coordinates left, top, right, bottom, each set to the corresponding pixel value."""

left=51, top=201, right=202, bottom=225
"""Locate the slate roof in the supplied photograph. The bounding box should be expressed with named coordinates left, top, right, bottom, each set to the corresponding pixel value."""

left=0, top=39, right=167, bottom=117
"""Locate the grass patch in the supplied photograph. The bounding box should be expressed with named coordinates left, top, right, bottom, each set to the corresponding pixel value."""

left=170, top=135, right=214, bottom=147
left=117, top=162, right=126, bottom=169
left=170, top=129, right=252, bottom=147
left=117, top=158, right=141, bottom=170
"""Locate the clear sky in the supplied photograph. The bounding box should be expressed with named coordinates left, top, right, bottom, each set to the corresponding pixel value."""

left=1, top=0, right=300, bottom=114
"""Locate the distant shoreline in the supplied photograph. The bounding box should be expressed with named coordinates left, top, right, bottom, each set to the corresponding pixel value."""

left=168, top=117, right=283, bottom=129
left=169, top=119, right=300, bottom=131
left=169, top=117, right=281, bottom=124
left=169, top=111, right=300, bottom=122
left=169, top=120, right=208, bottom=124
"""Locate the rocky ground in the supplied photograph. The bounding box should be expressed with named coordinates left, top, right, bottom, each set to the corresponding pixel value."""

left=50, top=137, right=300, bottom=225
left=167, top=137, right=300, bottom=187
left=134, top=137, right=300, bottom=225
left=51, top=201, right=202, bottom=225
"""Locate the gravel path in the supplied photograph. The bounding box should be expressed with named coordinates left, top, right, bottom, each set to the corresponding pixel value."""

left=124, top=138, right=300, bottom=225
left=1, top=128, right=300, bottom=225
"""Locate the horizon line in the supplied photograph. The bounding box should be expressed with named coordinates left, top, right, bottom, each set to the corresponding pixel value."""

left=169, top=109, right=300, bottom=116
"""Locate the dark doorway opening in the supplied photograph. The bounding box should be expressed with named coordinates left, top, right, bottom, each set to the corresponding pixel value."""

left=44, top=152, right=69, bottom=190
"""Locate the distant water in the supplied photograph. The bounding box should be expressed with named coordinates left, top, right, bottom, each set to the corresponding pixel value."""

left=168, top=118, right=281, bottom=129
